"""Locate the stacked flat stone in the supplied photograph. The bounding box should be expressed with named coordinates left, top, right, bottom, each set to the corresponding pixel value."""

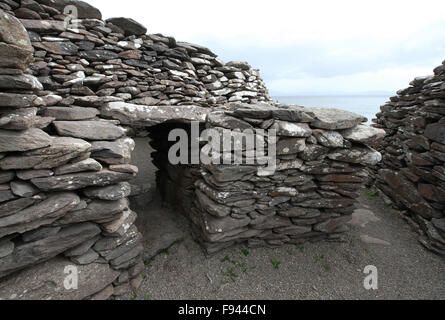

left=148, top=103, right=385, bottom=254
left=0, top=7, right=144, bottom=300
left=0, top=0, right=388, bottom=300
left=0, top=0, right=270, bottom=111
left=372, top=60, right=445, bottom=256
left=0, top=0, right=271, bottom=299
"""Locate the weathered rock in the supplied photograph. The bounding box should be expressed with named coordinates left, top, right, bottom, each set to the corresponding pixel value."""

left=251, top=216, right=292, bottom=230
left=71, top=249, right=99, bottom=265
left=98, top=233, right=142, bottom=262
left=341, top=125, right=386, bottom=145
left=328, top=147, right=382, bottom=166
left=54, top=121, right=125, bottom=141
left=0, top=74, right=43, bottom=91
left=19, top=18, right=65, bottom=33
left=425, top=123, right=445, bottom=145
left=0, top=239, right=13, bottom=259
left=313, top=130, right=345, bottom=148
left=21, top=226, right=61, bottom=243
left=33, top=41, right=78, bottom=55
left=272, top=120, right=312, bottom=137
left=106, top=17, right=147, bottom=36
left=0, top=42, right=33, bottom=71
left=64, top=235, right=99, bottom=257
left=0, top=192, right=80, bottom=238
left=0, top=190, right=15, bottom=203
left=298, top=198, right=355, bottom=209
left=0, top=198, right=36, bottom=218
left=432, top=219, right=445, bottom=234
left=271, top=106, right=315, bottom=122
left=200, top=211, right=251, bottom=234
left=91, top=138, right=135, bottom=164
left=83, top=182, right=131, bottom=201
left=277, top=138, right=306, bottom=155
left=279, top=207, right=321, bottom=218
left=56, top=198, right=129, bottom=225
left=78, top=50, right=118, bottom=62
left=54, top=158, right=102, bottom=175
left=0, top=128, right=51, bottom=153
left=31, top=170, right=134, bottom=191
left=102, top=209, right=136, bottom=234
left=195, top=189, right=231, bottom=218
left=379, top=169, right=441, bottom=219
left=0, top=137, right=91, bottom=170
left=42, top=106, right=99, bottom=120
left=0, top=9, right=32, bottom=49
left=310, top=107, right=367, bottom=130
left=0, top=171, right=14, bottom=184
left=300, top=144, right=329, bottom=161
left=109, top=244, right=142, bottom=269
left=0, top=93, right=37, bottom=109
left=0, top=108, right=39, bottom=130
left=314, top=216, right=352, bottom=233
left=204, top=164, right=257, bottom=182
left=0, top=256, right=120, bottom=300
left=61, top=0, right=102, bottom=19
left=0, top=9, right=33, bottom=70
left=109, top=164, right=138, bottom=174
left=15, top=8, right=41, bottom=20
left=10, top=181, right=39, bottom=198
left=207, top=111, right=252, bottom=130
left=101, top=102, right=208, bottom=126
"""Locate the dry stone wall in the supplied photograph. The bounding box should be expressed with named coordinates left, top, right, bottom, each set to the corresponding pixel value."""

left=0, top=0, right=271, bottom=300
left=0, top=6, right=144, bottom=300
left=0, top=0, right=387, bottom=300
left=373, top=60, right=445, bottom=256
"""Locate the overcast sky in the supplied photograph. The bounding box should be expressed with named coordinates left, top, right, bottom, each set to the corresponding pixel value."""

left=93, top=0, right=445, bottom=96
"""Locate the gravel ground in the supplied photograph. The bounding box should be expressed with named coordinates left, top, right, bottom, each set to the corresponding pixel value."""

left=123, top=137, right=445, bottom=300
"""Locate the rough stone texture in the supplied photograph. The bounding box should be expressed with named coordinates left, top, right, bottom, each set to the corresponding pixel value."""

left=0, top=0, right=384, bottom=300
left=0, top=93, right=37, bottom=109
left=106, top=17, right=147, bottom=37
left=42, top=106, right=99, bottom=120
left=31, top=170, right=134, bottom=191
left=54, top=158, right=102, bottom=175
left=328, top=147, right=382, bottom=166
left=0, top=4, right=144, bottom=300
left=0, top=192, right=80, bottom=238
left=373, top=60, right=445, bottom=256
left=54, top=121, right=126, bottom=141
left=0, top=128, right=51, bottom=152
left=0, top=223, right=100, bottom=277
left=101, top=102, right=209, bottom=127
left=83, top=182, right=131, bottom=201
left=152, top=104, right=380, bottom=253
left=0, top=9, right=33, bottom=70
left=341, top=125, right=386, bottom=145
left=310, top=107, right=367, bottom=130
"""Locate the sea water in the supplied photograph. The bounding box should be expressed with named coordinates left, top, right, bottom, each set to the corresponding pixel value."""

left=273, top=95, right=391, bottom=124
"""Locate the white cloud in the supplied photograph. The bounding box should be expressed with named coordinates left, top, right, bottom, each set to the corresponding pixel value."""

left=267, top=66, right=434, bottom=95
left=91, top=0, right=445, bottom=94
